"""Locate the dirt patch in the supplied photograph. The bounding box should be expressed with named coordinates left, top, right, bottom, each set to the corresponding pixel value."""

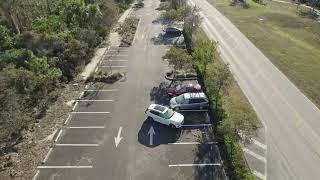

left=118, top=17, right=140, bottom=46
left=0, top=82, right=85, bottom=179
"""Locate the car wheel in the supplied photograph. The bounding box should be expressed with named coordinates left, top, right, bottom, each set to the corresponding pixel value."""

left=169, top=124, right=176, bottom=129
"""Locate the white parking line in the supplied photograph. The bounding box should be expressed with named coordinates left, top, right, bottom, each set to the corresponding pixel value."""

left=75, top=99, right=114, bottom=102
left=56, top=144, right=99, bottom=147
left=253, top=170, right=266, bottom=180
left=42, top=148, right=53, bottom=163
left=72, top=102, right=78, bottom=111
left=32, top=170, right=40, bottom=180
left=68, top=126, right=105, bottom=129
left=169, top=163, right=221, bottom=167
left=98, top=66, right=126, bottom=68
left=79, top=92, right=85, bottom=99
left=182, top=124, right=212, bottom=127
left=251, top=138, right=267, bottom=150
left=54, top=129, right=63, bottom=142
left=37, top=166, right=93, bottom=169
left=168, top=142, right=218, bottom=145
left=243, top=147, right=267, bottom=163
left=71, top=112, right=110, bottom=114
left=64, top=114, right=72, bottom=125
left=86, top=89, right=118, bottom=92
left=181, top=109, right=208, bottom=112
left=105, top=55, right=128, bottom=57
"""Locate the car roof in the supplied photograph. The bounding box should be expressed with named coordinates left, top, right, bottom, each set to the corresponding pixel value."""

left=178, top=83, right=200, bottom=88
left=183, top=92, right=207, bottom=99
left=148, top=104, right=168, bottom=113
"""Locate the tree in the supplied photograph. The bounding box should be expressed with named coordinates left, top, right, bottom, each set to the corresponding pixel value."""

left=183, top=6, right=202, bottom=33
left=192, top=38, right=218, bottom=77
left=163, top=47, right=192, bottom=81
left=205, top=61, right=232, bottom=110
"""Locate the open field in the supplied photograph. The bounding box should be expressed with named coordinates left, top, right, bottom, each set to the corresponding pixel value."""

left=208, top=0, right=320, bottom=108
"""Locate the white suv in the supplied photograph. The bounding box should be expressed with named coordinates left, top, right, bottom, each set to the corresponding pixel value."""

left=145, top=104, right=184, bottom=128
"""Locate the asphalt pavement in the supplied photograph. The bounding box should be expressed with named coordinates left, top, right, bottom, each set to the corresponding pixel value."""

left=33, top=0, right=226, bottom=179
left=190, top=0, right=320, bottom=179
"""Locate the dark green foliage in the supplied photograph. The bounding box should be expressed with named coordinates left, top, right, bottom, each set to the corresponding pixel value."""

left=0, top=0, right=130, bottom=145
left=182, top=27, right=192, bottom=53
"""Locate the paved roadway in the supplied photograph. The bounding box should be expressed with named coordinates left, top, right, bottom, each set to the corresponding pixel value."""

left=190, top=0, right=320, bottom=179
left=34, top=0, right=226, bottom=179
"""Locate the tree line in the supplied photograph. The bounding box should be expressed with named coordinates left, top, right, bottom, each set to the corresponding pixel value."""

left=0, top=0, right=132, bottom=146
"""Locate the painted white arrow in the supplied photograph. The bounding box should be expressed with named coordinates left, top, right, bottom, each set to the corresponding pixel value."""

left=114, top=127, right=123, bottom=148
left=148, top=126, right=156, bottom=146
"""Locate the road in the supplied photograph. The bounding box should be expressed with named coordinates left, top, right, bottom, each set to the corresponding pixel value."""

left=190, top=0, right=320, bottom=179
left=33, top=0, right=226, bottom=179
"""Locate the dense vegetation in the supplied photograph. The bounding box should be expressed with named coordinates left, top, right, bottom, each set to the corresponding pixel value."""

left=0, top=0, right=132, bottom=146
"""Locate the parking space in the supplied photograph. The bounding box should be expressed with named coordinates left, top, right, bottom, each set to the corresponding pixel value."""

left=68, top=113, right=112, bottom=127
left=80, top=90, right=119, bottom=101
left=73, top=101, right=114, bottom=113
left=58, top=129, right=105, bottom=144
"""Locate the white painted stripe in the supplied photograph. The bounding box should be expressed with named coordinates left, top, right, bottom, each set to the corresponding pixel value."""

left=169, top=163, right=221, bottom=167
left=32, top=170, right=40, bottom=180
left=105, top=55, right=128, bottom=57
left=54, top=129, right=63, bottom=143
left=182, top=124, right=212, bottom=127
left=76, top=99, right=114, bottom=102
left=243, top=147, right=267, bottom=163
left=98, top=66, right=126, bottom=68
left=253, top=170, right=266, bottom=180
left=85, top=85, right=89, bottom=89
left=71, top=112, right=110, bottom=114
left=72, top=102, right=78, bottom=111
left=108, top=60, right=128, bottom=62
left=79, top=92, right=85, bottom=99
left=86, top=89, right=118, bottom=92
left=37, top=166, right=93, bottom=169
left=64, top=114, right=72, bottom=125
left=42, top=148, right=53, bottom=163
left=181, top=109, right=208, bottom=112
left=56, top=144, right=99, bottom=147
left=68, top=126, right=105, bottom=129
left=94, top=67, right=99, bottom=73
left=252, top=138, right=267, bottom=150
left=168, top=142, right=217, bottom=145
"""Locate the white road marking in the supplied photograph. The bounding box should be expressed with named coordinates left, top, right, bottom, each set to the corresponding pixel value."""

left=71, top=112, right=110, bottom=114
left=169, top=163, right=221, bottom=167
left=168, top=142, right=218, bottom=145
left=243, top=147, right=267, bottom=163
left=79, top=92, right=85, bottom=99
left=86, top=89, right=118, bottom=92
left=56, top=144, right=99, bottom=147
left=42, top=148, right=53, bottom=163
left=63, top=114, right=72, bottom=125
left=68, top=126, right=105, bottom=129
left=251, top=138, right=267, bottom=150
left=105, top=55, right=128, bottom=57
left=180, top=109, right=208, bottom=112
left=182, top=124, right=212, bottom=127
left=85, top=85, right=89, bottom=89
left=32, top=170, right=40, bottom=180
left=98, top=66, right=126, bottom=68
left=94, top=66, right=99, bottom=73
left=72, top=102, right=78, bottom=111
left=253, top=170, right=266, bottom=180
left=54, top=129, right=63, bottom=142
left=114, top=127, right=123, bottom=148
left=37, top=166, right=93, bottom=169
left=76, top=99, right=114, bottom=102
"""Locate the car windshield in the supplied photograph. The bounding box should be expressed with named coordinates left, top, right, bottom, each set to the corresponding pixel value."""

left=175, top=94, right=185, bottom=103
left=163, top=109, right=174, bottom=119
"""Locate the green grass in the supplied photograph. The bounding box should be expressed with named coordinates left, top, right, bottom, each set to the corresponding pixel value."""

left=208, top=0, right=320, bottom=108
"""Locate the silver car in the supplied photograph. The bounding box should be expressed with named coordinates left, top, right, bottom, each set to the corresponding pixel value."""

left=170, top=92, right=209, bottom=110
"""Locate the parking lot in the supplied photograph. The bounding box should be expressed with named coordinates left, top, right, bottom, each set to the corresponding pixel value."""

left=33, top=0, right=226, bottom=179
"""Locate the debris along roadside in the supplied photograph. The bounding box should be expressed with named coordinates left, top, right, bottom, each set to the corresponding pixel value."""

left=117, top=16, right=140, bottom=47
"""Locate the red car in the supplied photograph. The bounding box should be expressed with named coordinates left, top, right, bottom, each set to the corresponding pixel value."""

left=166, top=83, right=202, bottom=97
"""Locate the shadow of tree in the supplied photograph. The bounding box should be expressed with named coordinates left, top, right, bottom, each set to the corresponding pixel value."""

left=138, top=119, right=181, bottom=147
left=149, top=82, right=171, bottom=105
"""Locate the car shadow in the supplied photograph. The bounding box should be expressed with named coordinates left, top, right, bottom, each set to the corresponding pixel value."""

left=149, top=82, right=171, bottom=106
left=151, top=33, right=181, bottom=46
left=138, top=119, right=181, bottom=148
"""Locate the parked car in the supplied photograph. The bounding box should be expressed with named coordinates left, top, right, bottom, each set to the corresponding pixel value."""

left=145, top=104, right=184, bottom=128
left=170, top=92, right=209, bottom=110
left=166, top=83, right=202, bottom=97
left=164, top=27, right=182, bottom=36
